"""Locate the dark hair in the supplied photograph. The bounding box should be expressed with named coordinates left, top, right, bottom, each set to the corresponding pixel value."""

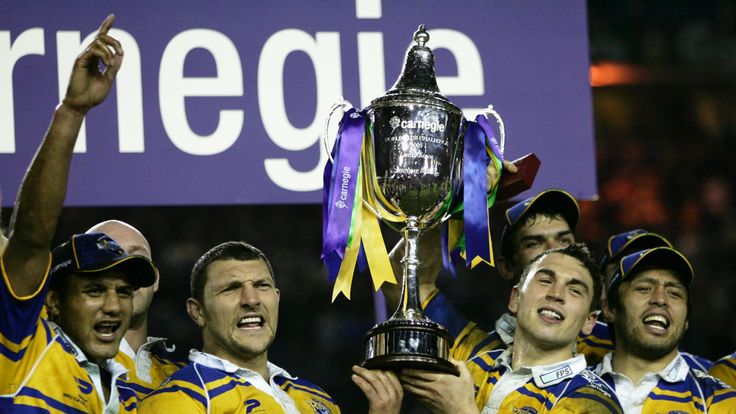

left=190, top=241, right=274, bottom=303
left=518, top=242, right=602, bottom=311
left=501, top=207, right=572, bottom=266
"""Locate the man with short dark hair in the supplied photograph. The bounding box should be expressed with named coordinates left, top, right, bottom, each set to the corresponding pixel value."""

left=386, top=189, right=584, bottom=361
left=139, top=241, right=402, bottom=413
left=0, top=15, right=155, bottom=413
left=596, top=247, right=736, bottom=413
left=400, top=243, right=622, bottom=413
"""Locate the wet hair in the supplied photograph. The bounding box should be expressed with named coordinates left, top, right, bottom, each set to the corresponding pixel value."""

left=501, top=207, right=572, bottom=267
left=190, top=241, right=274, bottom=303
left=517, top=242, right=602, bottom=311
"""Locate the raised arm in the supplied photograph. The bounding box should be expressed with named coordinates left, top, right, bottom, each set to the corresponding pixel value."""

left=2, top=15, right=123, bottom=297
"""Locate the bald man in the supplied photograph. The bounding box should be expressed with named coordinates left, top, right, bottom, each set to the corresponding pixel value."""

left=86, top=220, right=185, bottom=399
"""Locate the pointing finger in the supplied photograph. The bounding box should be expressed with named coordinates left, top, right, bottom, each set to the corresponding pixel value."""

left=98, top=14, right=115, bottom=35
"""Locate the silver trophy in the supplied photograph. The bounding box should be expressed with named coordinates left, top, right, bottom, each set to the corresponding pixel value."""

left=324, top=25, right=509, bottom=374
left=360, top=25, right=464, bottom=374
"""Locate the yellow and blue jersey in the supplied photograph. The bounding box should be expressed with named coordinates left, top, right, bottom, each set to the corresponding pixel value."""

left=114, top=337, right=187, bottom=399
left=138, top=351, right=340, bottom=414
left=0, top=255, right=137, bottom=413
left=576, top=320, right=614, bottom=366
left=423, top=290, right=505, bottom=360
left=468, top=348, right=623, bottom=413
left=710, top=351, right=736, bottom=388
left=596, top=352, right=736, bottom=413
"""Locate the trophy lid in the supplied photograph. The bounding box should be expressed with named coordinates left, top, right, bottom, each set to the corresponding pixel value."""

left=371, top=25, right=459, bottom=112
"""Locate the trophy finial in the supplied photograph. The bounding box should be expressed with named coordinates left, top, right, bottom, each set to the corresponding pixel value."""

left=414, top=25, right=429, bottom=46
left=388, top=25, right=440, bottom=93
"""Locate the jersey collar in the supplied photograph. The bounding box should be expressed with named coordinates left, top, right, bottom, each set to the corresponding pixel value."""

left=189, top=349, right=297, bottom=381
left=496, top=346, right=588, bottom=388
left=597, top=351, right=689, bottom=383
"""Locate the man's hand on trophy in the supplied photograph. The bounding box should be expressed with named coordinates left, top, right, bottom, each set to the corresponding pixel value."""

left=63, top=14, right=124, bottom=116
left=487, top=159, right=519, bottom=191
left=351, top=365, right=403, bottom=414
left=399, top=359, right=479, bottom=414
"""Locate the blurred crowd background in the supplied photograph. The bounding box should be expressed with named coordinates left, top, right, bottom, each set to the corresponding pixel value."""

left=2, top=1, right=735, bottom=412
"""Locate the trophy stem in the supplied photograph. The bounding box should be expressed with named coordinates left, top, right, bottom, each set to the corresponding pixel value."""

left=391, top=216, right=425, bottom=321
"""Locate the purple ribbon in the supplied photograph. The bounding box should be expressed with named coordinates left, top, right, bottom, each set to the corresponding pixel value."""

left=462, top=121, right=492, bottom=266
left=440, top=221, right=456, bottom=276
left=475, top=114, right=503, bottom=162
left=321, top=108, right=365, bottom=282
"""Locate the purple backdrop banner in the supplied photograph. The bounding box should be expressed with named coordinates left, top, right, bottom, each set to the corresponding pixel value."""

left=0, top=0, right=595, bottom=206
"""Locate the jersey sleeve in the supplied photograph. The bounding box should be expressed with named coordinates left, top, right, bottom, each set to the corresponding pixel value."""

left=0, top=253, right=52, bottom=385
left=709, top=353, right=736, bottom=388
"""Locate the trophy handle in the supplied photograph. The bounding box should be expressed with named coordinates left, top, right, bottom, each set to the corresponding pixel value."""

left=482, top=104, right=506, bottom=155
left=322, top=98, right=354, bottom=163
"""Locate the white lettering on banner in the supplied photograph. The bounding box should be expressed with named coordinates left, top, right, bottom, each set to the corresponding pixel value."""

left=0, top=28, right=45, bottom=154
left=259, top=29, right=342, bottom=192
left=357, top=32, right=386, bottom=108
left=431, top=29, right=484, bottom=96
left=355, top=0, right=382, bottom=19
left=56, top=29, right=145, bottom=153
left=160, top=29, right=244, bottom=156
left=2, top=22, right=486, bottom=197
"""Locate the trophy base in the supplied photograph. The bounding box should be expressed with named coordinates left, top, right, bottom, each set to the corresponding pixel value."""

left=362, top=318, right=459, bottom=375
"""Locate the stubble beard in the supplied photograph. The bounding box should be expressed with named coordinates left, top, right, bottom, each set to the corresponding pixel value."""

left=616, top=313, right=684, bottom=361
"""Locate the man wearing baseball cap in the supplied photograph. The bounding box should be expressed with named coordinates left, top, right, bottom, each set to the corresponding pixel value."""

left=578, top=229, right=674, bottom=365
left=595, top=247, right=736, bottom=412
left=86, top=220, right=187, bottom=399
left=581, top=228, right=714, bottom=369
left=0, top=15, right=155, bottom=413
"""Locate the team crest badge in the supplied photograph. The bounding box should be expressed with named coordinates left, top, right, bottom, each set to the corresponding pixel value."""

left=307, top=398, right=331, bottom=413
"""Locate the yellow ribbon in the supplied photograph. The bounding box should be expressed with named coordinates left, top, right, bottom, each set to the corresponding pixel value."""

left=360, top=203, right=397, bottom=291
left=331, top=170, right=364, bottom=302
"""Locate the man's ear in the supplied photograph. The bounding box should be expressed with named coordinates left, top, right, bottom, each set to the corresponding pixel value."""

left=508, top=286, right=520, bottom=315
left=602, top=298, right=615, bottom=322
left=581, top=310, right=599, bottom=336
left=498, top=257, right=516, bottom=281
left=186, top=298, right=206, bottom=327
left=153, top=268, right=160, bottom=293
left=45, top=290, right=61, bottom=319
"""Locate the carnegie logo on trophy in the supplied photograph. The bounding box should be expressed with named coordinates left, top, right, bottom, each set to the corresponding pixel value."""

left=321, top=25, right=535, bottom=374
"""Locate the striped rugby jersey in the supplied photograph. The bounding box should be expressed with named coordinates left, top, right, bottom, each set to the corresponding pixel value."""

left=710, top=351, right=736, bottom=388
left=0, top=255, right=137, bottom=413
left=138, top=350, right=340, bottom=414
left=595, top=352, right=736, bottom=413
left=114, top=336, right=187, bottom=399
left=469, top=348, right=623, bottom=413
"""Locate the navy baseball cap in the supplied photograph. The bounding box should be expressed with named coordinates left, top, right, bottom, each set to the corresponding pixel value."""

left=500, top=189, right=580, bottom=248
left=50, top=233, right=156, bottom=288
left=599, top=229, right=671, bottom=271
left=608, top=247, right=694, bottom=295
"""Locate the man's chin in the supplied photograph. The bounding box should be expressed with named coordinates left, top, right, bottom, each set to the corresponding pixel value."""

left=624, top=336, right=679, bottom=361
